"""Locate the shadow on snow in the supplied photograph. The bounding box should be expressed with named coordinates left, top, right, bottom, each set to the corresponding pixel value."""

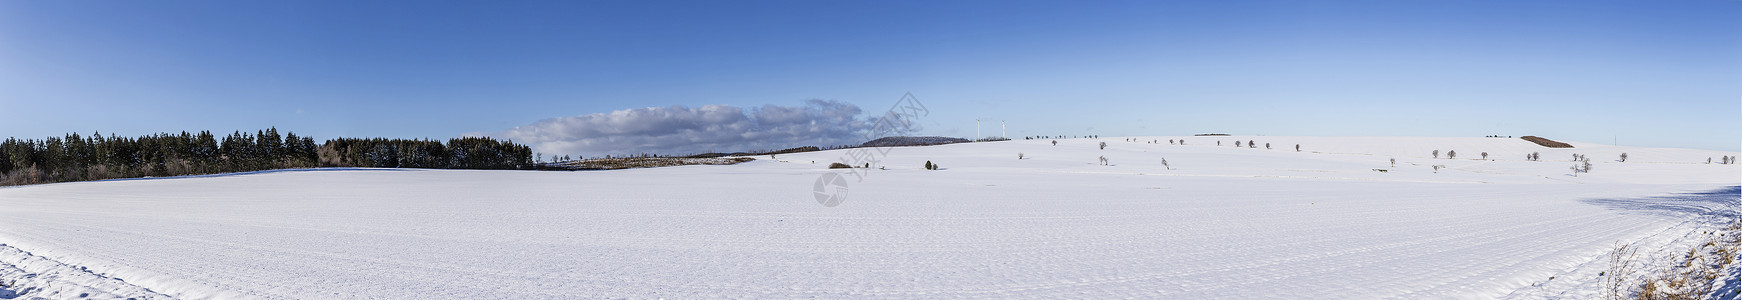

left=1579, top=186, right=1741, bottom=220
left=0, top=168, right=421, bottom=190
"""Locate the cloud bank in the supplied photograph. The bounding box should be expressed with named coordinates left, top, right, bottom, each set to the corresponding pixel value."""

left=486, top=100, right=885, bottom=156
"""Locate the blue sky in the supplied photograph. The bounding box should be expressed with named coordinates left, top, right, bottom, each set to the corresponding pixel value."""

left=2, top=0, right=1738, bottom=154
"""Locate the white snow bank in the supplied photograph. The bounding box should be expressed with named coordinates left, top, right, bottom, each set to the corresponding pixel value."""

left=0, top=243, right=169, bottom=299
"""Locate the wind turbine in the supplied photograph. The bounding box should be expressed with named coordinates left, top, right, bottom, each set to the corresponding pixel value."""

left=975, top=119, right=983, bottom=140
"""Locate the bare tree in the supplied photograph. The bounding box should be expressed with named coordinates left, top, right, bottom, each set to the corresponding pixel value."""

left=1235, top=141, right=1242, bottom=147
left=1390, top=158, right=1396, bottom=167
left=1448, top=150, right=1457, bottom=159
left=1433, top=150, right=1440, bottom=159
left=1571, top=159, right=1593, bottom=176
left=1098, top=156, right=1109, bottom=166
left=1481, top=152, right=1488, bottom=160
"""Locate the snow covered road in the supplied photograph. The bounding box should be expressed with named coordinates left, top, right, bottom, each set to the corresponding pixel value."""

left=0, top=136, right=1735, bottom=299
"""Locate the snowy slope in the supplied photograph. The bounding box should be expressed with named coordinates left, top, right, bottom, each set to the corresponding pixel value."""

left=0, top=136, right=1736, bottom=299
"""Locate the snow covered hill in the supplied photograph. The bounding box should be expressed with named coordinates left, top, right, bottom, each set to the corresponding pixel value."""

left=0, top=136, right=1736, bottom=299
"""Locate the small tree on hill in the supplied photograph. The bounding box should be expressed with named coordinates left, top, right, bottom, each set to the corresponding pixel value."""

left=1390, top=158, right=1396, bottom=167
left=1433, top=150, right=1440, bottom=158
left=1481, top=152, right=1488, bottom=160
left=1571, top=160, right=1593, bottom=176
left=1619, top=153, right=1627, bottom=162
left=1248, top=140, right=1255, bottom=148
left=925, top=160, right=935, bottom=170
left=1448, top=150, right=1457, bottom=159
left=1099, top=142, right=1107, bottom=150
left=1161, top=158, right=1171, bottom=170
left=1235, top=141, right=1242, bottom=147
left=1265, top=143, right=1270, bottom=149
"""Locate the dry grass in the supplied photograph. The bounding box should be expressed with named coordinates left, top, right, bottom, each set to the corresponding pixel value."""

left=1618, top=219, right=1742, bottom=300
left=1608, top=242, right=1640, bottom=300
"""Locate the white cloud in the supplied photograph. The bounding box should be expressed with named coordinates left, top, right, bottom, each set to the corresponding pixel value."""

left=483, top=100, right=891, bottom=156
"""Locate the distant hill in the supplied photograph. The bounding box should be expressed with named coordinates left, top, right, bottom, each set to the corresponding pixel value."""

left=684, top=146, right=824, bottom=158
left=860, top=136, right=972, bottom=147
left=1520, top=136, right=1574, bottom=148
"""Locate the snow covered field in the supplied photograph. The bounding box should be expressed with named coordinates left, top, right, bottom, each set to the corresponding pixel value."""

left=0, top=136, right=1736, bottom=299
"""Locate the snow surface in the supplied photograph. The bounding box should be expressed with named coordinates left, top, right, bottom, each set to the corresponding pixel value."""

left=0, top=136, right=1737, bottom=299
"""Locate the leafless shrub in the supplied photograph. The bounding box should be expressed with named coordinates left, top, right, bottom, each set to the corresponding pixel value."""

left=1606, top=242, right=1639, bottom=300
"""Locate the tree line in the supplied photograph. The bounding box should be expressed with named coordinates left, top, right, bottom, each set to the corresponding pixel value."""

left=1, top=128, right=533, bottom=186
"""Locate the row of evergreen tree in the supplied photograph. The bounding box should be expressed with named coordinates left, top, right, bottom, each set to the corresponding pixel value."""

left=0, top=128, right=533, bottom=186
left=319, top=137, right=532, bottom=170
